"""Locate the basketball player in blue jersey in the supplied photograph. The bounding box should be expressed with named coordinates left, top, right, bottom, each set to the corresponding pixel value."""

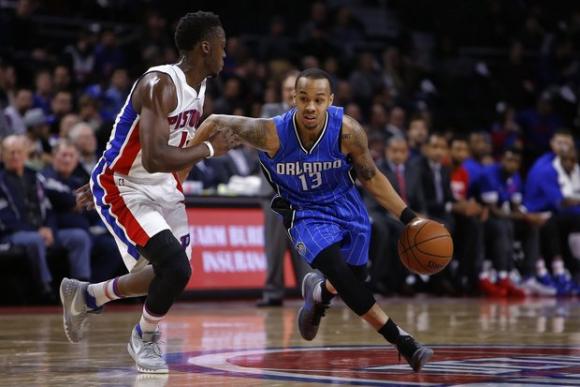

left=193, top=68, right=433, bottom=372
left=59, top=12, right=236, bottom=373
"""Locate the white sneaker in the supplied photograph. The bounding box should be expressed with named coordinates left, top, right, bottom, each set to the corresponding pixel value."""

left=127, top=326, right=168, bottom=374
left=521, top=278, right=557, bottom=297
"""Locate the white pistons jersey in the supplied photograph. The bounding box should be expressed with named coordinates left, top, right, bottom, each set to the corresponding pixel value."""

left=90, top=64, right=204, bottom=271
left=100, top=64, right=206, bottom=182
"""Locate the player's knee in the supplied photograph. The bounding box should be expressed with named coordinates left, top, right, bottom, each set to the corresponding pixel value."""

left=141, top=230, right=191, bottom=291
left=165, top=254, right=192, bottom=290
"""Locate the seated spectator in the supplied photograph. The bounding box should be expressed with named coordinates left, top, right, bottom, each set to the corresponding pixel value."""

left=524, top=145, right=580, bottom=294
left=463, top=131, right=492, bottom=199
left=449, top=135, right=487, bottom=293
left=42, top=139, right=121, bottom=282
left=0, top=135, right=54, bottom=300
left=68, top=122, right=98, bottom=183
left=407, top=116, right=429, bottom=160
left=47, top=90, right=73, bottom=135
left=3, top=87, right=33, bottom=136
left=479, top=147, right=553, bottom=297
left=23, top=108, right=52, bottom=170
left=32, top=69, right=53, bottom=115
left=365, top=136, right=425, bottom=295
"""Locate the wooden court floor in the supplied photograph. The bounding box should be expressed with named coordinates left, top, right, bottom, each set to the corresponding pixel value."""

left=1, top=297, right=580, bottom=386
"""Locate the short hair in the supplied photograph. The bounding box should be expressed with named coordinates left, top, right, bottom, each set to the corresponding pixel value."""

left=68, top=122, right=93, bottom=142
left=428, top=131, right=446, bottom=143
left=502, top=146, right=522, bottom=157
left=387, top=135, right=407, bottom=147
left=52, top=138, right=77, bottom=154
left=553, top=128, right=573, bottom=138
left=450, top=133, right=469, bottom=146
left=295, top=68, right=334, bottom=92
left=174, top=11, right=222, bottom=53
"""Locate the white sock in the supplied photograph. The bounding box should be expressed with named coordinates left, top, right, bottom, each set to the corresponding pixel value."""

left=552, top=259, right=565, bottom=276
left=139, top=305, right=165, bottom=333
left=498, top=271, right=508, bottom=280
left=87, top=278, right=122, bottom=307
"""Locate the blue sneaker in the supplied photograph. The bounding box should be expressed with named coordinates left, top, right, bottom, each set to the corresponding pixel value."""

left=297, top=272, right=330, bottom=341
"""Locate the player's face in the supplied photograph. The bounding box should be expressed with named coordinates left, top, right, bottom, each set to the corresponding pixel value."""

left=450, top=141, right=470, bottom=164
left=294, top=78, right=333, bottom=130
left=206, top=27, right=226, bottom=77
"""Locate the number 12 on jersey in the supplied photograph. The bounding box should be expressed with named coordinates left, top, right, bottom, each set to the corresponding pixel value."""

left=298, top=172, right=323, bottom=191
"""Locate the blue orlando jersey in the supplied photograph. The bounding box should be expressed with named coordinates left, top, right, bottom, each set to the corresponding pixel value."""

left=258, top=106, right=356, bottom=206
left=258, top=106, right=370, bottom=266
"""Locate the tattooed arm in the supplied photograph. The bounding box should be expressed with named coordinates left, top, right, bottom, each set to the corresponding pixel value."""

left=191, top=114, right=280, bottom=156
left=341, top=115, right=408, bottom=218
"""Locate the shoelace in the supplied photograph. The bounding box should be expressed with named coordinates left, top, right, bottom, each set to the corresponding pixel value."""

left=142, top=334, right=165, bottom=358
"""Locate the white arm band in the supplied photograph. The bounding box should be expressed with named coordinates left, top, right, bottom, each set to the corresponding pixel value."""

left=203, top=141, right=215, bottom=158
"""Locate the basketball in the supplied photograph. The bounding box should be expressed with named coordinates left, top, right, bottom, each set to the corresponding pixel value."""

left=398, top=218, right=453, bottom=276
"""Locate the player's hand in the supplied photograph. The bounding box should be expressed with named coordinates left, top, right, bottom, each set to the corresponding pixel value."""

left=38, top=227, right=54, bottom=247
left=209, top=128, right=239, bottom=156
left=75, top=183, right=95, bottom=211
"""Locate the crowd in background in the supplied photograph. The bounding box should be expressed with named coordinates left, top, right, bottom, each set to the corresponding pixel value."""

left=0, top=0, right=579, bottom=303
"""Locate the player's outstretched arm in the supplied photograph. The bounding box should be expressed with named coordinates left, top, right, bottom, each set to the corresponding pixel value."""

left=192, top=114, right=280, bottom=156
left=341, top=115, right=409, bottom=219
left=136, top=73, right=232, bottom=173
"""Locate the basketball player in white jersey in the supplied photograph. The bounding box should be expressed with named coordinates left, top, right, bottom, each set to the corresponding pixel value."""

left=59, top=12, right=235, bottom=373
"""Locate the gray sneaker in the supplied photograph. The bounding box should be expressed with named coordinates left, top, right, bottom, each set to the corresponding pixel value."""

left=127, top=326, right=168, bottom=374
left=60, top=277, right=90, bottom=343
left=297, top=272, right=330, bottom=341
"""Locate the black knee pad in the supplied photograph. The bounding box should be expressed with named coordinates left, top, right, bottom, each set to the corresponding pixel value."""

left=349, top=264, right=368, bottom=282
left=312, top=244, right=375, bottom=316
left=139, top=230, right=191, bottom=315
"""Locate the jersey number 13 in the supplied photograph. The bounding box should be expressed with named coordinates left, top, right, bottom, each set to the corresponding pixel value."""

left=298, top=172, right=322, bottom=191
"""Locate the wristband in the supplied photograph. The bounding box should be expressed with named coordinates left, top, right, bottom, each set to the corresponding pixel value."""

left=203, top=141, right=215, bottom=158
left=399, top=207, right=417, bottom=225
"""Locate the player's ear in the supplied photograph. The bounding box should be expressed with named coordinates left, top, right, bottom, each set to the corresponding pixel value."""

left=328, top=93, right=334, bottom=106
left=201, top=41, right=210, bottom=55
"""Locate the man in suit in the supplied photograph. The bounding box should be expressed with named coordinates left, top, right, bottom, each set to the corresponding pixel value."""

left=256, top=70, right=311, bottom=306
left=419, top=133, right=485, bottom=294
left=365, top=135, right=425, bottom=294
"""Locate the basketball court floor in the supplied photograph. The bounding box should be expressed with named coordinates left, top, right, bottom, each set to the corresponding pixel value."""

left=1, top=297, right=580, bottom=386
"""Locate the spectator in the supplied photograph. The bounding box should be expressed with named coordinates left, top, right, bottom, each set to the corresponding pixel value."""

left=479, top=147, right=551, bottom=297
left=463, top=131, right=492, bottom=199
left=63, top=31, right=96, bottom=85
left=68, top=122, right=98, bottom=183
left=0, top=135, right=54, bottom=301
left=94, top=29, right=125, bottom=79
left=407, top=116, right=429, bottom=159
left=23, top=108, right=51, bottom=170
left=78, top=94, right=103, bottom=131
left=101, top=67, right=130, bottom=122
left=349, top=52, right=382, bottom=108
left=214, top=77, right=243, bottom=114
left=53, top=64, right=73, bottom=92
left=365, top=136, right=425, bottom=295
left=58, top=113, right=81, bottom=139
left=48, top=90, right=73, bottom=135
left=368, top=103, right=388, bottom=134
left=33, top=69, right=53, bottom=115
left=387, top=106, right=406, bottom=138
left=3, top=88, right=33, bottom=136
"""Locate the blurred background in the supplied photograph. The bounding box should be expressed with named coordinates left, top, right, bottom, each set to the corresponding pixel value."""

left=0, top=0, right=579, bottom=305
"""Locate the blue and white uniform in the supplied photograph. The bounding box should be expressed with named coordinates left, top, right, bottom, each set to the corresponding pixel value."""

left=259, top=106, right=371, bottom=266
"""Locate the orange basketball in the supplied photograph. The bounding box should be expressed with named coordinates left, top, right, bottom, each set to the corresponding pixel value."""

left=397, top=218, right=453, bottom=275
